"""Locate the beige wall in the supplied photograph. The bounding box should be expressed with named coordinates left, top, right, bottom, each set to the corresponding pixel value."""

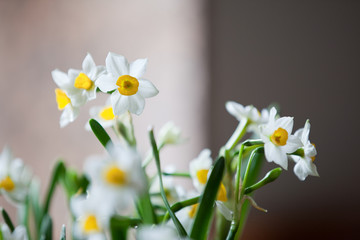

left=0, top=0, right=207, bottom=236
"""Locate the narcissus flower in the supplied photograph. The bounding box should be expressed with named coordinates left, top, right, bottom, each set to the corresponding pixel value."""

left=68, top=53, right=106, bottom=103
left=96, top=52, right=159, bottom=115
left=0, top=147, right=32, bottom=205
left=84, top=144, right=145, bottom=210
left=158, top=122, right=184, bottom=146
left=290, top=120, right=319, bottom=181
left=85, top=99, right=117, bottom=130
left=137, top=226, right=180, bottom=240
left=189, top=149, right=228, bottom=202
left=226, top=102, right=261, bottom=125
left=1, top=224, right=28, bottom=240
left=71, top=190, right=114, bottom=240
left=259, top=107, right=302, bottom=170
left=52, top=70, right=80, bottom=127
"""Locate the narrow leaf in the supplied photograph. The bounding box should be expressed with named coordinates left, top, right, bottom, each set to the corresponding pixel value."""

left=39, top=214, right=52, bottom=240
left=190, top=157, right=225, bottom=240
left=60, top=225, right=66, bottom=240
left=149, top=128, right=187, bottom=237
left=89, top=119, right=113, bottom=148
left=1, top=208, right=14, bottom=232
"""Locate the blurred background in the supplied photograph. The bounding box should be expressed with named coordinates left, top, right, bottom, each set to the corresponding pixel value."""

left=0, top=0, right=359, bottom=239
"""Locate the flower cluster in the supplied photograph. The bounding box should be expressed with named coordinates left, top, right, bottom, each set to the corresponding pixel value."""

left=0, top=53, right=319, bottom=240
left=53, top=52, right=158, bottom=127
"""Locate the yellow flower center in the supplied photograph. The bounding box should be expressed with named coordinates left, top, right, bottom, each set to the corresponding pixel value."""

left=217, top=183, right=228, bottom=202
left=83, top=215, right=100, bottom=233
left=188, top=203, right=199, bottom=218
left=270, top=127, right=288, bottom=146
left=0, top=176, right=15, bottom=192
left=104, top=166, right=126, bottom=186
left=99, top=106, right=115, bottom=121
left=196, top=169, right=209, bottom=185
left=74, top=73, right=93, bottom=90
left=55, top=88, right=71, bottom=110
left=116, top=75, right=139, bottom=96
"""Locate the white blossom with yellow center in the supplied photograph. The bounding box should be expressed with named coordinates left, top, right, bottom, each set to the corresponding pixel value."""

left=96, top=52, right=159, bottom=115
left=259, top=107, right=302, bottom=170
left=189, top=149, right=232, bottom=220
left=84, top=144, right=144, bottom=210
left=52, top=69, right=80, bottom=127
left=0, top=147, right=32, bottom=205
left=85, top=98, right=118, bottom=131
left=71, top=190, right=114, bottom=240
left=68, top=53, right=106, bottom=105
left=1, top=224, right=28, bottom=240
left=290, top=120, right=319, bottom=181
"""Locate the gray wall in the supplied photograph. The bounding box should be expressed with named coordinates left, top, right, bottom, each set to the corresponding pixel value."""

left=208, top=0, right=360, bottom=239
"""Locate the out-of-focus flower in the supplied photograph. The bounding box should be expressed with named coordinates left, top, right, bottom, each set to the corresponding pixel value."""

left=226, top=102, right=261, bottom=125
left=71, top=190, right=114, bottom=240
left=1, top=224, right=28, bottom=240
left=290, top=120, right=319, bottom=181
left=96, top=52, right=159, bottom=115
left=68, top=53, right=106, bottom=103
left=137, top=225, right=180, bottom=240
left=84, top=144, right=144, bottom=210
left=0, top=147, right=32, bottom=204
left=52, top=70, right=80, bottom=127
left=189, top=149, right=228, bottom=202
left=259, top=107, right=302, bottom=170
left=85, top=98, right=117, bottom=130
left=158, top=122, right=184, bottom=146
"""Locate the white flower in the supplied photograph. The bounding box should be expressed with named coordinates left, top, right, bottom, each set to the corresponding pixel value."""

left=85, top=98, right=117, bottom=130
left=290, top=120, right=319, bottom=181
left=137, top=226, right=180, bottom=240
left=84, top=144, right=145, bottom=210
left=71, top=190, right=115, bottom=240
left=226, top=102, right=261, bottom=125
left=96, top=52, right=159, bottom=115
left=52, top=70, right=80, bottom=127
left=0, top=147, right=32, bottom=205
left=189, top=149, right=228, bottom=202
left=259, top=107, right=302, bottom=170
left=158, top=122, right=184, bottom=146
left=1, top=224, right=28, bottom=240
left=67, top=53, right=106, bottom=104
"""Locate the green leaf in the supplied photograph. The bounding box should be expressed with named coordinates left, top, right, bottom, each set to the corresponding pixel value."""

left=110, top=216, right=142, bottom=240
left=89, top=119, right=113, bottom=148
left=149, top=128, right=187, bottom=238
left=1, top=208, right=14, bottom=232
left=190, top=157, right=225, bottom=240
left=244, top=168, right=282, bottom=194
left=43, top=161, right=66, bottom=214
left=60, top=225, right=66, bottom=240
left=135, top=189, right=157, bottom=225
left=39, top=214, right=52, bottom=240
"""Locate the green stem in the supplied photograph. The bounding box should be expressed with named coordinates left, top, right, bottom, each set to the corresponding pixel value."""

left=162, top=196, right=200, bottom=222
left=162, top=172, right=190, bottom=178
left=142, top=143, right=165, bottom=168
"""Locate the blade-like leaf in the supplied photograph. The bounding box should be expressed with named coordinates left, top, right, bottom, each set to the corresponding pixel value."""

left=89, top=119, right=113, bottom=148
left=39, top=214, right=52, bottom=240
left=149, top=128, right=187, bottom=238
left=110, top=216, right=142, bottom=240
left=1, top=208, right=14, bottom=232
left=60, top=225, right=66, bottom=240
left=190, top=157, right=225, bottom=240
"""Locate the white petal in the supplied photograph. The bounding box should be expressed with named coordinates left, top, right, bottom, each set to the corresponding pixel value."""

left=52, top=69, right=70, bottom=88
left=60, top=105, right=79, bottom=128
left=265, top=143, right=288, bottom=170
left=225, top=101, right=244, bottom=120
left=68, top=68, right=81, bottom=82
left=301, top=120, right=311, bottom=143
left=111, top=91, right=128, bottom=116
left=275, top=117, right=293, bottom=134
left=128, top=94, right=145, bottom=115
left=106, top=52, right=129, bottom=76
left=282, top=135, right=302, bottom=153
left=138, top=79, right=159, bottom=98
left=268, top=107, right=277, bottom=124
left=129, top=58, right=148, bottom=78
left=12, top=225, right=28, bottom=240
left=216, top=201, right=233, bottom=221
left=96, top=74, right=117, bottom=92
left=82, top=53, right=96, bottom=76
